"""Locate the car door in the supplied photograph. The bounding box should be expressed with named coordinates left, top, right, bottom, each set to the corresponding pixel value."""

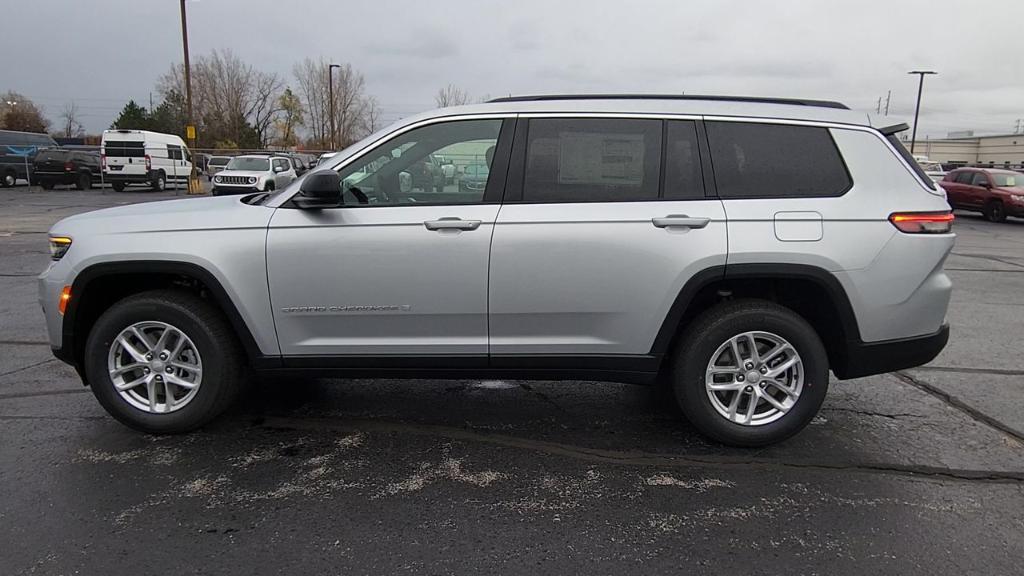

left=266, top=116, right=514, bottom=358
left=968, top=171, right=991, bottom=207
left=272, top=158, right=292, bottom=188
left=488, top=116, right=727, bottom=360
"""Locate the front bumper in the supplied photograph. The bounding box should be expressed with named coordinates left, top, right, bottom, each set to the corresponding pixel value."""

left=833, top=323, right=950, bottom=379
left=212, top=185, right=260, bottom=196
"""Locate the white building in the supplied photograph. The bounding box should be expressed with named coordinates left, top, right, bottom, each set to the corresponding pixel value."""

left=904, top=133, right=1024, bottom=168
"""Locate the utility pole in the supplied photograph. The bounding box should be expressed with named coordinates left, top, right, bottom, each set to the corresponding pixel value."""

left=179, top=0, right=200, bottom=193
left=876, top=97, right=882, bottom=115
left=908, top=70, right=937, bottom=154
left=328, top=63, right=340, bottom=150
left=885, top=90, right=891, bottom=116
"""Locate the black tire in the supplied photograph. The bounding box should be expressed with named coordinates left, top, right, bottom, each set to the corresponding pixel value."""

left=151, top=171, right=166, bottom=192
left=984, top=200, right=1006, bottom=223
left=670, top=299, right=829, bottom=447
left=84, top=290, right=245, bottom=434
left=40, top=179, right=55, bottom=190
left=75, top=172, right=92, bottom=190
left=1, top=170, right=15, bottom=187
left=111, top=181, right=126, bottom=192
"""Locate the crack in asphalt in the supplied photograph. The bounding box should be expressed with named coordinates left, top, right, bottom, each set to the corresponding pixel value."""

left=894, top=371, right=1024, bottom=443
left=0, top=358, right=58, bottom=378
left=950, top=251, right=1024, bottom=269
left=517, top=382, right=568, bottom=413
left=822, top=407, right=926, bottom=420
left=257, top=415, right=1024, bottom=485
left=0, top=388, right=89, bottom=400
left=912, top=365, right=1024, bottom=377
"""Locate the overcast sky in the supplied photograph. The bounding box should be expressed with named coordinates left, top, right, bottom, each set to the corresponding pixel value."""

left=5, top=0, right=1023, bottom=138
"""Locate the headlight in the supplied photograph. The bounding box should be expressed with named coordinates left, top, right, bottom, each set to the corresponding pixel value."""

left=248, top=177, right=257, bottom=184
left=1012, top=194, right=1024, bottom=203
left=49, top=236, right=72, bottom=260
left=214, top=175, right=222, bottom=183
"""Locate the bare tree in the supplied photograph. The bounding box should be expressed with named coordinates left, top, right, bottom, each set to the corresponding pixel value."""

left=363, top=96, right=382, bottom=134
left=158, top=48, right=284, bottom=147
left=293, top=58, right=374, bottom=149
left=435, top=84, right=471, bottom=107
left=59, top=102, right=85, bottom=138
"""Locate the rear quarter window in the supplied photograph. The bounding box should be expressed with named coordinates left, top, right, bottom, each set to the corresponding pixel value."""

left=706, top=122, right=852, bottom=198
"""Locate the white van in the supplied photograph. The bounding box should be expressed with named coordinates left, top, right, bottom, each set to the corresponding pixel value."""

left=101, top=130, right=194, bottom=192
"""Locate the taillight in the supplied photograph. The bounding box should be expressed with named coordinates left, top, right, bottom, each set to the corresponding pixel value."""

left=145, top=154, right=152, bottom=170
left=64, top=161, right=73, bottom=172
left=889, top=211, right=954, bottom=234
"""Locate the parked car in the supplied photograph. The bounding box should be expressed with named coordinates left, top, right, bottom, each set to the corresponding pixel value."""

left=458, top=163, right=489, bottom=194
left=101, top=130, right=194, bottom=192
left=33, top=149, right=101, bottom=190
left=941, top=167, right=1024, bottom=222
left=407, top=155, right=445, bottom=193
left=205, top=155, right=231, bottom=181
left=285, top=154, right=309, bottom=176
left=0, top=129, right=58, bottom=187
left=39, top=94, right=953, bottom=446
left=211, top=154, right=296, bottom=195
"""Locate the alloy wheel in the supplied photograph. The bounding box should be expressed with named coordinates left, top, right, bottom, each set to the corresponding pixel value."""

left=107, top=321, right=203, bottom=413
left=704, top=331, right=804, bottom=426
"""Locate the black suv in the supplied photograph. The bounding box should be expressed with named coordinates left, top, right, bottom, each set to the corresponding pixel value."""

left=34, top=149, right=101, bottom=190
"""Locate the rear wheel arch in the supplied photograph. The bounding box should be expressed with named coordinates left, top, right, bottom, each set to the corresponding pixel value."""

left=64, top=261, right=269, bottom=376
left=652, top=264, right=862, bottom=377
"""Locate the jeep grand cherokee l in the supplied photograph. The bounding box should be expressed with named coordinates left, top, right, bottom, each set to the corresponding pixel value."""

left=39, top=95, right=954, bottom=446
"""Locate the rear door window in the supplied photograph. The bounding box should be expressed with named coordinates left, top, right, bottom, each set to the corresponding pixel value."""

left=706, top=121, right=852, bottom=198
left=522, top=118, right=662, bottom=203
left=955, top=171, right=975, bottom=184
left=970, top=172, right=990, bottom=187
left=104, top=140, right=145, bottom=158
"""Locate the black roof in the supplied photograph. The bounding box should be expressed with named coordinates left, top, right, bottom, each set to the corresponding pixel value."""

left=487, top=94, right=849, bottom=110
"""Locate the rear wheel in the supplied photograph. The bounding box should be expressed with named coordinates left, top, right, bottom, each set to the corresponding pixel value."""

left=75, top=172, right=92, bottom=190
left=40, top=179, right=55, bottom=190
left=670, top=299, right=829, bottom=447
left=984, top=200, right=1006, bottom=223
left=84, top=290, right=245, bottom=433
left=151, top=171, right=166, bottom=192
left=111, top=181, right=126, bottom=192
left=2, top=170, right=15, bottom=187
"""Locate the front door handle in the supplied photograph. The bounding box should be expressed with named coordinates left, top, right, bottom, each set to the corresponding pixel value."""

left=652, top=214, right=711, bottom=229
left=424, top=217, right=482, bottom=231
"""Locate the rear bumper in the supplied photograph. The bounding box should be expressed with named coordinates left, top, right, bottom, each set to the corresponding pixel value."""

left=34, top=170, right=84, bottom=183
left=103, top=172, right=152, bottom=183
left=834, top=323, right=949, bottom=379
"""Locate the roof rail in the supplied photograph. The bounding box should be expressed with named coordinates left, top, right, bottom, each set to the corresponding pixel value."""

left=487, top=94, right=850, bottom=110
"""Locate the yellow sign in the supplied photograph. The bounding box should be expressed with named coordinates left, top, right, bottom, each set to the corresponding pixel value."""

left=185, top=125, right=196, bottom=140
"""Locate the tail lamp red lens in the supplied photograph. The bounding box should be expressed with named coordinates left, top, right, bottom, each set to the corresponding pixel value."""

left=889, top=211, right=954, bottom=234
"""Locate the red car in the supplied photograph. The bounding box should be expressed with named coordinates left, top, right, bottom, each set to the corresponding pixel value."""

left=940, top=168, right=1024, bottom=222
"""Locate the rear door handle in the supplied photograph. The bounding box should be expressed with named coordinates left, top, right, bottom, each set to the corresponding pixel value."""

left=652, top=215, right=711, bottom=229
left=424, top=217, right=482, bottom=231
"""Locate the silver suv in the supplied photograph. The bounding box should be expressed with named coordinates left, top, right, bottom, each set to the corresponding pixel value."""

left=38, top=95, right=954, bottom=446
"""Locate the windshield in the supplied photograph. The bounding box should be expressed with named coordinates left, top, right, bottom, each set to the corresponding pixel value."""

left=992, top=173, right=1020, bottom=187
left=226, top=157, right=269, bottom=171
left=209, top=157, right=230, bottom=166
left=919, top=161, right=943, bottom=172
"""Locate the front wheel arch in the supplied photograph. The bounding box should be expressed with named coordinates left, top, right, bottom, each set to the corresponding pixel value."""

left=65, top=261, right=271, bottom=379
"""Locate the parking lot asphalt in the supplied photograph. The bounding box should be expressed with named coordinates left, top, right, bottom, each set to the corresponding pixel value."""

left=1, top=186, right=1022, bottom=575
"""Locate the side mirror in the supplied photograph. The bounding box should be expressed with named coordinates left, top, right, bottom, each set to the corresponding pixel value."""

left=293, top=171, right=342, bottom=209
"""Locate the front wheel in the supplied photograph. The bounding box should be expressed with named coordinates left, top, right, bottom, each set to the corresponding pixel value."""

left=984, top=200, right=1006, bottom=223
left=671, top=299, right=829, bottom=447
left=151, top=172, right=166, bottom=192
left=84, top=290, right=245, bottom=433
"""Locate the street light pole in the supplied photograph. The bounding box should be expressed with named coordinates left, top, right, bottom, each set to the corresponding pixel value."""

left=907, top=70, right=937, bottom=154
left=179, top=0, right=199, bottom=193
left=328, top=64, right=340, bottom=150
